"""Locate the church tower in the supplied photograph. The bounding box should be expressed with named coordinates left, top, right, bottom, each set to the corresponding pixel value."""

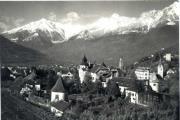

left=78, top=55, right=89, bottom=83
left=118, top=57, right=124, bottom=70
left=51, top=77, right=65, bottom=102
left=157, top=58, right=164, bottom=78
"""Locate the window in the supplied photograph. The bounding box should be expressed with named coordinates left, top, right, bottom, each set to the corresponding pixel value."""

left=55, top=95, right=59, bottom=101
left=132, top=93, right=134, bottom=96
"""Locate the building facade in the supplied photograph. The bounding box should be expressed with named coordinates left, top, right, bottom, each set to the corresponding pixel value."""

left=135, top=67, right=150, bottom=80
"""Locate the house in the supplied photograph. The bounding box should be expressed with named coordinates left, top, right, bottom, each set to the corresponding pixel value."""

left=149, top=72, right=160, bottom=92
left=126, top=89, right=139, bottom=104
left=61, top=71, right=73, bottom=79
left=90, top=64, right=111, bottom=83
left=112, top=77, right=139, bottom=103
left=112, top=77, right=161, bottom=106
left=90, top=72, right=99, bottom=82
left=35, top=82, right=41, bottom=91
left=51, top=77, right=65, bottom=102
left=110, top=66, right=119, bottom=77
left=50, top=101, right=70, bottom=117
left=89, top=64, right=105, bottom=82
left=149, top=72, right=168, bottom=93
left=135, top=67, right=150, bottom=80
left=163, top=53, right=171, bottom=62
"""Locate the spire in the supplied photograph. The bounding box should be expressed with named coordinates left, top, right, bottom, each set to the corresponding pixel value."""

left=158, top=53, right=163, bottom=65
left=83, top=54, right=88, bottom=63
left=80, top=54, right=88, bottom=66
left=101, top=62, right=107, bottom=67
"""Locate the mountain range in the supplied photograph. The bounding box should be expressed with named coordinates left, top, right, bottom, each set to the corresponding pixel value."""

left=1, top=1, right=179, bottom=65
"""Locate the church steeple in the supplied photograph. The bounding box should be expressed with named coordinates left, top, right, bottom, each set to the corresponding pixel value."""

left=157, top=56, right=164, bottom=78
left=101, top=62, right=107, bottom=67
left=119, top=57, right=124, bottom=70
left=80, top=54, right=88, bottom=66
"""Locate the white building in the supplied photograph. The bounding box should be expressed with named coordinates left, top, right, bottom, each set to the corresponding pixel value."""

left=61, top=71, right=73, bottom=79
left=135, top=67, right=150, bottom=80
left=90, top=72, right=99, bottom=82
left=51, top=77, right=65, bottom=102
left=163, top=53, right=171, bottom=62
left=35, top=84, right=41, bottom=91
left=126, top=89, right=139, bottom=104
left=149, top=73, right=159, bottom=92
left=78, top=55, right=89, bottom=83
left=118, top=85, right=128, bottom=93
left=102, top=82, right=107, bottom=88
left=149, top=80, right=159, bottom=93
left=90, top=64, right=111, bottom=84
left=119, top=57, right=124, bottom=70
left=157, top=60, right=164, bottom=78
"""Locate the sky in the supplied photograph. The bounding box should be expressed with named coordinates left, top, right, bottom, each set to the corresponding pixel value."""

left=0, top=1, right=176, bottom=32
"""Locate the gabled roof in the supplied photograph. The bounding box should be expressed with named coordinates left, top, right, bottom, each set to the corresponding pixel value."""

left=51, top=77, right=65, bottom=92
left=90, top=64, right=109, bottom=73
left=112, top=77, right=140, bottom=92
left=102, top=73, right=112, bottom=78
left=51, top=101, right=70, bottom=111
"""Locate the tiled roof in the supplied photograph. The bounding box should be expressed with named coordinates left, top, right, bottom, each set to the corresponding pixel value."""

left=112, top=77, right=139, bottom=91
left=51, top=77, right=65, bottom=92
left=90, top=64, right=109, bottom=73
left=51, top=101, right=70, bottom=111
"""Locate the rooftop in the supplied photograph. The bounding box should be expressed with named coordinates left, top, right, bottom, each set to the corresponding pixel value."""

left=51, top=101, right=70, bottom=111
left=51, top=77, right=65, bottom=92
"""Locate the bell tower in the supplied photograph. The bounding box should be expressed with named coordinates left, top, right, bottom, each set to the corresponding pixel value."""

left=119, top=57, right=124, bottom=70
left=78, top=54, right=89, bottom=83
left=157, top=58, right=164, bottom=78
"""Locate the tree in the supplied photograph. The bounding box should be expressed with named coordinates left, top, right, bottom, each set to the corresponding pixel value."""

left=81, top=73, right=94, bottom=93
left=106, top=81, right=121, bottom=98
left=46, top=70, right=58, bottom=90
left=1, top=67, right=12, bottom=81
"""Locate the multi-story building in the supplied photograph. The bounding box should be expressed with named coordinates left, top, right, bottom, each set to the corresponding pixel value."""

left=135, top=67, right=150, bottom=80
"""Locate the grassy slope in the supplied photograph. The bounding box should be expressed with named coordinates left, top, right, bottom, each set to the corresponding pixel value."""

left=0, top=35, right=54, bottom=65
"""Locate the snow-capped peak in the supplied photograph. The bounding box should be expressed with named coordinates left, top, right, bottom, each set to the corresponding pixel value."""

left=74, top=1, right=179, bottom=40
left=4, top=18, right=65, bottom=38
left=3, top=1, right=179, bottom=43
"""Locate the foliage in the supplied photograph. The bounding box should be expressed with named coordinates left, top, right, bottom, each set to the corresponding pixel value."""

left=106, top=80, right=121, bottom=97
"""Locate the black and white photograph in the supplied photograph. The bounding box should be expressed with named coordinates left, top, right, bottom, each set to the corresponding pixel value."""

left=0, top=0, right=179, bottom=120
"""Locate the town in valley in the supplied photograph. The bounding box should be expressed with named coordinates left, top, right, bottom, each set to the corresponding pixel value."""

left=1, top=1, right=179, bottom=120
left=1, top=47, right=179, bottom=120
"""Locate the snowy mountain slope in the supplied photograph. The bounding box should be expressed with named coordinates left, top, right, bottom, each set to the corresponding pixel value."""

left=73, top=1, right=179, bottom=40
left=2, top=18, right=66, bottom=50
left=2, top=1, right=179, bottom=48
